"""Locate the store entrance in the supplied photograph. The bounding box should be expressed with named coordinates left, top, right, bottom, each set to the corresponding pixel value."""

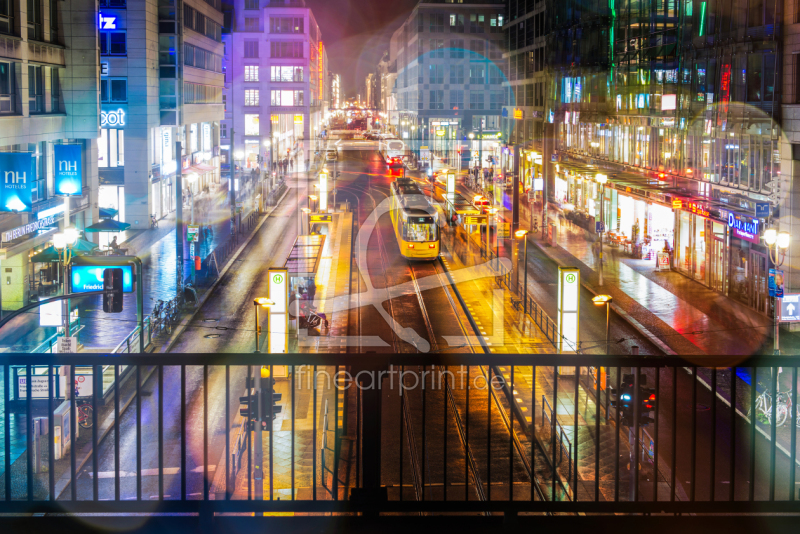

left=749, top=250, right=768, bottom=314
left=710, top=235, right=726, bottom=293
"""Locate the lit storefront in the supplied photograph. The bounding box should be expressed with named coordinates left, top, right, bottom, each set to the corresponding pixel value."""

left=725, top=210, right=769, bottom=315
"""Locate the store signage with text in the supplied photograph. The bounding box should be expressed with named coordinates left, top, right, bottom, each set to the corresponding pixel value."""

left=728, top=214, right=760, bottom=243
left=2, top=215, right=55, bottom=242
left=687, top=201, right=710, bottom=218
left=54, top=144, right=82, bottom=196
left=0, top=152, right=35, bottom=212
left=101, top=108, right=126, bottom=127
left=513, top=108, right=524, bottom=120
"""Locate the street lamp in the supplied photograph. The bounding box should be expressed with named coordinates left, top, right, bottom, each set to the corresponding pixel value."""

left=308, top=194, right=317, bottom=213
left=763, top=227, right=791, bottom=354
left=186, top=173, right=197, bottom=225
left=53, top=227, right=79, bottom=335
left=301, top=207, right=311, bottom=234
left=515, top=229, right=529, bottom=315
left=592, top=294, right=613, bottom=355
left=253, top=297, right=275, bottom=353
left=488, top=208, right=499, bottom=260
left=595, top=173, right=608, bottom=286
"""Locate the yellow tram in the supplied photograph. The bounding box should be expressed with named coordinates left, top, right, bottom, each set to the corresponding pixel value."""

left=389, top=178, right=440, bottom=260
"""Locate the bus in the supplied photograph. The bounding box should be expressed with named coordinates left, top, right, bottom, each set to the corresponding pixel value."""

left=379, top=138, right=406, bottom=165
left=390, top=178, right=440, bottom=260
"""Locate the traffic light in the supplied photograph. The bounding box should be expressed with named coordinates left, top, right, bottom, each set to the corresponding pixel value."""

left=639, top=385, right=656, bottom=426
left=103, top=268, right=123, bottom=313
left=238, top=391, right=282, bottom=419
left=610, top=374, right=635, bottom=425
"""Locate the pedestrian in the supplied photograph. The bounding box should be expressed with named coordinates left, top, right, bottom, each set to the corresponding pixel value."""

left=289, top=159, right=294, bottom=171
left=208, top=224, right=214, bottom=239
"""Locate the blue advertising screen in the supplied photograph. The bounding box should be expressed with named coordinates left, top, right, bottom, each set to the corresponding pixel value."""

left=71, top=265, right=134, bottom=293
left=54, top=144, right=82, bottom=196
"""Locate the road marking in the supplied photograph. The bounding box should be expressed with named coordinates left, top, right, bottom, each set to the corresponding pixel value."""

left=88, top=465, right=216, bottom=479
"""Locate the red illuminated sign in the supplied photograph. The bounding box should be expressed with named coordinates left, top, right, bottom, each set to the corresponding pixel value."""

left=318, top=42, right=324, bottom=100
left=687, top=202, right=710, bottom=218
left=672, top=200, right=683, bottom=209
left=718, top=63, right=731, bottom=126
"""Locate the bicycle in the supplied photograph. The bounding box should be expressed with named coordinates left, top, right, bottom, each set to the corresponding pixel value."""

left=750, top=388, right=790, bottom=427
left=76, top=398, right=93, bottom=429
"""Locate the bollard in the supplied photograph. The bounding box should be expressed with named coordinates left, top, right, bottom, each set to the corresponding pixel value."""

left=32, top=417, right=47, bottom=473
left=631, top=346, right=639, bottom=355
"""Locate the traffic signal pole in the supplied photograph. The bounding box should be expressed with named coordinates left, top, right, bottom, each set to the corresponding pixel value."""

left=254, top=371, right=263, bottom=501
left=631, top=369, right=641, bottom=502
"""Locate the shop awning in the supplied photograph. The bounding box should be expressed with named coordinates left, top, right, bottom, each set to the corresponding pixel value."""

left=556, top=161, right=602, bottom=178
left=285, top=234, right=326, bottom=278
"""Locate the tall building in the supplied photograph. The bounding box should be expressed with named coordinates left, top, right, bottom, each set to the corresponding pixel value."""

left=102, top=0, right=224, bottom=233
left=0, top=0, right=100, bottom=311
left=543, top=0, right=788, bottom=317
left=389, top=0, right=506, bottom=161
left=224, top=0, right=327, bottom=172
left=329, top=72, right=340, bottom=110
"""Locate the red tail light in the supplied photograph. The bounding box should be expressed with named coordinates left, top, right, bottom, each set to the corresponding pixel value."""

left=429, top=243, right=435, bottom=248
left=407, top=244, right=414, bottom=249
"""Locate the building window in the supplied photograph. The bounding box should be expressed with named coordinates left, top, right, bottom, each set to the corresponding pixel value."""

left=270, top=65, right=303, bottom=82
left=469, top=64, right=485, bottom=84
left=244, top=0, right=258, bottom=9
left=488, top=65, right=503, bottom=84
left=244, top=65, right=259, bottom=81
left=100, top=78, right=127, bottom=103
left=49, top=0, right=57, bottom=40
left=244, top=114, right=259, bottom=135
left=270, top=41, right=303, bottom=57
left=470, top=40, right=484, bottom=55
left=490, top=16, right=502, bottom=33
left=244, top=89, right=259, bottom=106
left=0, top=61, right=15, bottom=113
left=429, top=64, right=443, bottom=84
left=449, top=64, right=464, bottom=84
left=450, top=39, right=464, bottom=58
left=418, top=90, right=424, bottom=109
left=417, top=13, right=423, bottom=32
left=450, top=89, right=463, bottom=109
left=469, top=14, right=484, bottom=33
left=429, top=13, right=444, bottom=32
left=429, top=89, right=443, bottom=109
left=51, top=67, right=60, bottom=111
left=28, top=65, right=43, bottom=113
left=183, top=43, right=223, bottom=73
left=490, top=91, right=503, bottom=109
left=221, top=122, right=227, bottom=138
left=270, top=17, right=303, bottom=33
left=429, top=39, right=444, bottom=58
left=244, top=40, right=258, bottom=58
left=183, top=82, right=221, bottom=104
left=449, top=13, right=464, bottom=32
left=100, top=31, right=126, bottom=55
left=0, top=0, right=13, bottom=35
left=98, top=128, right=125, bottom=168
left=470, top=92, right=484, bottom=109
left=27, top=0, right=42, bottom=40
left=270, top=89, right=303, bottom=106
left=244, top=17, right=259, bottom=31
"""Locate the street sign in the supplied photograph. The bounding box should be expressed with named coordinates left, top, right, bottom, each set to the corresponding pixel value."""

left=57, top=336, right=77, bottom=354
left=464, top=215, right=485, bottom=226
left=446, top=173, right=455, bottom=195
left=498, top=222, right=510, bottom=239
left=557, top=267, right=580, bottom=354
left=310, top=214, right=332, bottom=223
left=268, top=267, right=289, bottom=377
left=780, top=294, right=800, bottom=322
left=769, top=268, right=784, bottom=298
left=595, top=221, right=605, bottom=233
left=755, top=202, right=770, bottom=218
left=40, top=300, right=62, bottom=327
left=318, top=172, right=328, bottom=212
left=187, top=225, right=200, bottom=242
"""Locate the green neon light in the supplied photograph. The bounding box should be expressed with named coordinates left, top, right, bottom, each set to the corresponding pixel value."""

left=699, top=2, right=706, bottom=37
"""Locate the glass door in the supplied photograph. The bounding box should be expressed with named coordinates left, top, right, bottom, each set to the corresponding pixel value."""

left=749, top=250, right=768, bottom=314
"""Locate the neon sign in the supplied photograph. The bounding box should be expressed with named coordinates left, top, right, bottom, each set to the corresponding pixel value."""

left=513, top=108, right=524, bottom=120
left=101, top=108, right=126, bottom=127
left=318, top=42, right=324, bottom=100
left=687, top=202, right=709, bottom=218
left=728, top=214, right=759, bottom=243
left=98, top=14, right=117, bottom=29
left=718, top=63, right=731, bottom=126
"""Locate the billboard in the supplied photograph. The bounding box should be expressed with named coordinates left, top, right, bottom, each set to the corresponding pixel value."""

left=71, top=265, right=134, bottom=293
left=0, top=152, right=35, bottom=212
left=54, top=144, right=82, bottom=196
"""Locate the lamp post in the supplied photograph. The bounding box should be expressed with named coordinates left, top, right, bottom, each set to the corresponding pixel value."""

left=764, top=228, right=791, bottom=355
left=592, top=294, right=613, bottom=355
left=468, top=132, right=475, bottom=177
left=488, top=207, right=499, bottom=260
left=263, top=139, right=271, bottom=177
left=301, top=207, right=311, bottom=235
left=595, top=173, right=608, bottom=286
left=515, top=229, right=529, bottom=315
left=253, top=298, right=275, bottom=353
left=53, top=227, right=79, bottom=337
left=308, top=194, right=317, bottom=213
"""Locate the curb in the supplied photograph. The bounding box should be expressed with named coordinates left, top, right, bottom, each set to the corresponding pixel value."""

left=528, top=236, right=677, bottom=356
left=159, top=186, right=292, bottom=353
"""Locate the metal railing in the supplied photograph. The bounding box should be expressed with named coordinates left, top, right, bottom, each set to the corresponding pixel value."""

left=1, top=353, right=800, bottom=519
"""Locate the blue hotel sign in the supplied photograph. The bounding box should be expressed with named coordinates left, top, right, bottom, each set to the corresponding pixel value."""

left=71, top=265, right=134, bottom=294
left=0, top=152, right=34, bottom=212
left=54, top=144, right=82, bottom=196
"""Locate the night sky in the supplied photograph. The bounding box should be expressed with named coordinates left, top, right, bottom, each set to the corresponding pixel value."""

left=307, top=0, right=419, bottom=97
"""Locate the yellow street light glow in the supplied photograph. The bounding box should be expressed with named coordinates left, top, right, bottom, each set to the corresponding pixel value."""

left=254, top=298, right=275, bottom=307
left=595, top=173, right=608, bottom=184
left=592, top=295, right=613, bottom=306
left=309, top=195, right=317, bottom=201
left=301, top=207, right=311, bottom=214
left=777, top=231, right=791, bottom=249
left=764, top=228, right=777, bottom=246
left=515, top=229, right=528, bottom=239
